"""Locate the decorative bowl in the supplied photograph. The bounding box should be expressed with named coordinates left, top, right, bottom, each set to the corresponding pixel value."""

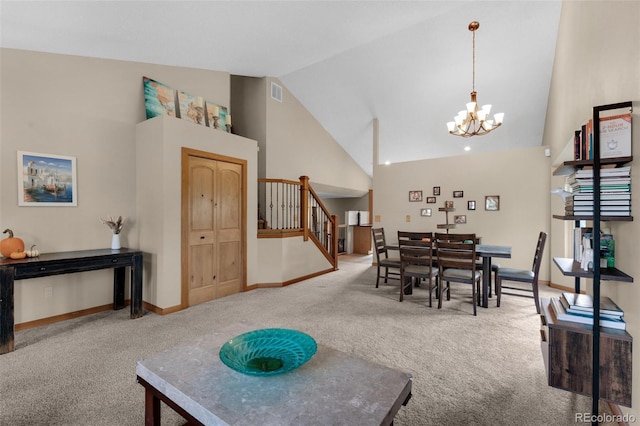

left=219, top=328, right=317, bottom=376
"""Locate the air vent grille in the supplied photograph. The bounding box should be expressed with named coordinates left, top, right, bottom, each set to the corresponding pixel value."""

left=271, top=82, right=283, bottom=102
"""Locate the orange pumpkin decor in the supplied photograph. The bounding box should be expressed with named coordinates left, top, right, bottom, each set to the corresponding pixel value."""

left=1, top=229, right=25, bottom=258
left=9, top=251, right=27, bottom=260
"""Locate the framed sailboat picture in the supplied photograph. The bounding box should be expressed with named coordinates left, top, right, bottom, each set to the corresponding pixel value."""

left=17, top=151, right=77, bottom=206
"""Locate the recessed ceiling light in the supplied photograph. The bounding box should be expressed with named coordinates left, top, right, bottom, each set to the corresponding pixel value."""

left=384, top=161, right=391, bottom=165
left=464, top=146, right=471, bottom=151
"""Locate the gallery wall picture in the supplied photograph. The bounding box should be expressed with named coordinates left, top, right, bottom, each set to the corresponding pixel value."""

left=421, top=208, right=432, bottom=217
left=17, top=151, right=77, bottom=206
left=454, top=215, right=467, bottom=224
left=409, top=190, right=423, bottom=202
left=485, top=195, right=500, bottom=211
left=468, top=200, right=476, bottom=210
left=426, top=197, right=436, bottom=204
left=433, top=186, right=441, bottom=196
left=453, top=190, right=464, bottom=198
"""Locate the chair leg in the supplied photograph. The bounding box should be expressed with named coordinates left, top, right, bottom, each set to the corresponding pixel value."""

left=532, top=281, right=540, bottom=314
left=472, top=280, right=477, bottom=316
left=376, top=265, right=381, bottom=288
left=496, top=276, right=501, bottom=307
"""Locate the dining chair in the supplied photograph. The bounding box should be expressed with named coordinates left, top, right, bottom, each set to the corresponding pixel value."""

left=435, top=233, right=482, bottom=316
left=397, top=231, right=433, bottom=244
left=398, top=239, right=439, bottom=306
left=371, top=227, right=401, bottom=288
left=496, top=231, right=547, bottom=314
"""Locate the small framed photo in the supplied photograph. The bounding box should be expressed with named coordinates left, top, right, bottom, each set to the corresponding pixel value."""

left=426, top=196, right=436, bottom=204
left=454, top=215, right=467, bottom=224
left=433, top=186, right=441, bottom=196
left=445, top=200, right=454, bottom=209
left=467, top=200, right=476, bottom=211
left=453, top=190, right=464, bottom=198
left=18, top=151, right=78, bottom=206
left=409, top=190, right=423, bottom=202
left=485, top=195, right=500, bottom=211
left=420, top=208, right=432, bottom=217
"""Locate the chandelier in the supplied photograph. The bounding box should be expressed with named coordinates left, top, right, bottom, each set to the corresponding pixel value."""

left=447, top=21, right=504, bottom=137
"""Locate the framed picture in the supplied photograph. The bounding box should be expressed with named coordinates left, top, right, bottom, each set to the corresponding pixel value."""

left=445, top=200, right=454, bottom=209
left=420, top=208, right=432, bottom=217
left=18, top=151, right=77, bottom=206
left=409, top=190, right=423, bottom=202
left=454, top=215, right=467, bottom=224
left=143, top=76, right=177, bottom=119
left=485, top=195, right=500, bottom=211
left=453, top=190, right=464, bottom=198
left=467, top=200, right=476, bottom=210
left=178, top=90, right=205, bottom=125
left=205, top=102, right=229, bottom=130
left=426, top=196, right=436, bottom=204
left=433, top=186, right=441, bottom=196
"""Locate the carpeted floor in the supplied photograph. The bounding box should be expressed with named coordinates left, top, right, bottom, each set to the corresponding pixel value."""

left=0, top=255, right=615, bottom=425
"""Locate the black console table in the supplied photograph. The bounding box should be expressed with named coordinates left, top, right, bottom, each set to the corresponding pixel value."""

left=0, top=248, right=143, bottom=354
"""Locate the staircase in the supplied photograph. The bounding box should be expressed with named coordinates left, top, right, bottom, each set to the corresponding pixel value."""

left=258, top=176, right=338, bottom=270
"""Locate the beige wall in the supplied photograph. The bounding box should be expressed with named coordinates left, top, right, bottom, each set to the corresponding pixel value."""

left=0, top=48, right=232, bottom=323
left=543, top=1, right=640, bottom=414
left=265, top=77, right=371, bottom=193
left=136, top=116, right=258, bottom=309
left=373, top=146, right=552, bottom=280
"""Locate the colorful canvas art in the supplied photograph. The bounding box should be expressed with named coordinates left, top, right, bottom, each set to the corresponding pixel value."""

left=143, top=77, right=177, bottom=119
left=178, top=91, right=205, bottom=125
left=206, top=101, right=229, bottom=130
left=17, top=151, right=77, bottom=206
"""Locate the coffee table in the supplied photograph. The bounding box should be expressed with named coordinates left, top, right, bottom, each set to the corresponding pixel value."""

left=136, top=322, right=412, bottom=425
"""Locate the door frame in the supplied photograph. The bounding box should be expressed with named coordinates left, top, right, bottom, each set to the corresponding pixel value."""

left=180, top=147, right=247, bottom=309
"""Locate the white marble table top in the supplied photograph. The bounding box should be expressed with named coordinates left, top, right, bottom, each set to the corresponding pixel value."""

left=137, top=322, right=412, bottom=426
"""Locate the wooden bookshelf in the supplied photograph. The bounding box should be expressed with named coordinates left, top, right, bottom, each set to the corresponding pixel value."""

left=540, top=297, right=632, bottom=407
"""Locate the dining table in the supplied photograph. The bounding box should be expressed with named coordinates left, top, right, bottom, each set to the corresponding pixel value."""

left=476, top=244, right=512, bottom=308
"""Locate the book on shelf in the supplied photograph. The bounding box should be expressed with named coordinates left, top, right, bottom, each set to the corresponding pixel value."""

left=573, top=193, right=631, bottom=201
left=599, top=113, right=632, bottom=159
left=571, top=112, right=631, bottom=160
left=557, top=297, right=623, bottom=321
left=566, top=199, right=631, bottom=206
left=550, top=297, right=626, bottom=330
left=561, top=292, right=624, bottom=316
left=572, top=166, right=631, bottom=178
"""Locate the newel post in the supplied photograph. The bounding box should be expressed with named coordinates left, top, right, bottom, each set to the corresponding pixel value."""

left=331, top=214, right=339, bottom=270
left=299, top=176, right=309, bottom=241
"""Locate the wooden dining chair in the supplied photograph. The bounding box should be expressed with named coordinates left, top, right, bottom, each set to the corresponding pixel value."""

left=371, top=227, right=401, bottom=288
left=496, top=231, right=547, bottom=313
left=435, top=233, right=482, bottom=316
left=398, top=239, right=439, bottom=306
left=397, top=231, right=433, bottom=244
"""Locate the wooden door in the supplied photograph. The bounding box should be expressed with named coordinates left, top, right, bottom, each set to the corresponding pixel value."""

left=185, top=153, right=243, bottom=307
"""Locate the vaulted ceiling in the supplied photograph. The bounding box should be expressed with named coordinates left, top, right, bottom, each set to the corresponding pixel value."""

left=1, top=1, right=562, bottom=177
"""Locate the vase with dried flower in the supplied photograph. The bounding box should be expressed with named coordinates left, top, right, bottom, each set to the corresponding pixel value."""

left=101, top=216, right=124, bottom=249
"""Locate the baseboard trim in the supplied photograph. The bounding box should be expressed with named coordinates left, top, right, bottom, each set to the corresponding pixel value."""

left=247, top=268, right=335, bottom=290
left=15, top=302, right=124, bottom=331
left=143, top=301, right=182, bottom=315
left=548, top=282, right=585, bottom=294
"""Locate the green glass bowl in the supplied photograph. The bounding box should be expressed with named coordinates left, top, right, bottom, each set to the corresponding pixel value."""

left=219, top=328, right=317, bottom=376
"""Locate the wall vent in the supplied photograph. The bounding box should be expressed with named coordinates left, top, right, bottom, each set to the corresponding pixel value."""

left=271, top=82, right=283, bottom=102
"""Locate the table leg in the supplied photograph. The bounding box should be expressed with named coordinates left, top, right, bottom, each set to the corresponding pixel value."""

left=130, top=253, right=143, bottom=319
left=145, top=387, right=161, bottom=426
left=0, top=267, right=15, bottom=354
left=482, top=256, right=491, bottom=308
left=113, top=267, right=125, bottom=310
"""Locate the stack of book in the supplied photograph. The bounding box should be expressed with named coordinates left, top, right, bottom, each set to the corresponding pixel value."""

left=549, top=292, right=626, bottom=330
left=565, top=166, right=631, bottom=216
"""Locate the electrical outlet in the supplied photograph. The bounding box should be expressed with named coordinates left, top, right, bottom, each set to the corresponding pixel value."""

left=44, top=287, right=53, bottom=298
